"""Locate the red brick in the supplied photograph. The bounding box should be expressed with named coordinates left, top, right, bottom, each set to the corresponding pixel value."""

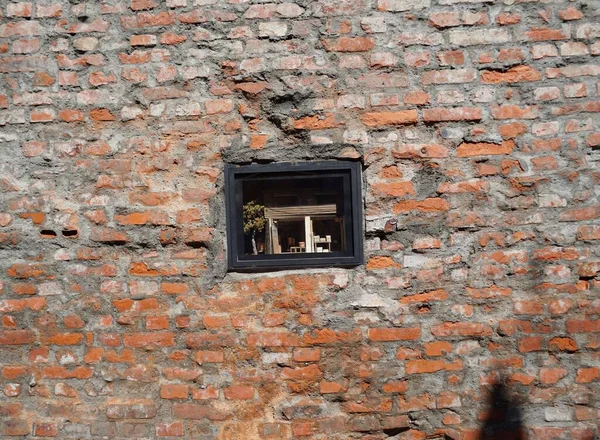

left=492, top=105, right=539, bottom=119
left=90, top=108, right=116, bottom=121
left=401, top=289, right=448, bottom=303
left=421, top=69, right=475, bottom=84
left=406, top=360, right=463, bottom=374
left=12, top=38, right=40, bottom=54
left=525, top=27, right=569, bottom=42
left=22, top=141, right=47, bottom=157
left=0, top=330, right=35, bottom=345
left=3, top=419, right=30, bottom=436
left=437, top=50, right=464, bottom=66
left=496, top=13, right=520, bottom=25
left=404, top=52, right=430, bottom=67
left=518, top=337, right=543, bottom=353
left=559, top=7, right=583, bottom=21
left=192, top=386, right=219, bottom=400
left=344, top=397, right=392, bottom=413
left=123, top=332, right=175, bottom=348
left=293, top=348, right=320, bottom=362
left=58, top=109, right=85, bottom=122
left=437, top=179, right=489, bottom=193
left=90, top=227, right=130, bottom=244
left=431, top=322, right=492, bottom=337
left=33, top=3, right=59, bottom=17
left=107, top=401, right=157, bottom=419
left=322, top=37, right=374, bottom=52
left=540, top=367, right=568, bottom=384
left=366, top=256, right=401, bottom=271
left=481, top=65, right=542, bottom=84
left=161, top=32, right=187, bottom=45
left=361, top=110, right=418, bottom=127
left=161, top=282, right=188, bottom=295
left=302, top=328, right=362, bottom=345
left=2, top=366, right=28, bottom=380
left=457, top=140, right=515, bottom=157
left=156, top=421, right=184, bottom=437
left=588, top=132, right=600, bottom=148
left=224, top=384, right=254, bottom=400
left=368, top=328, right=420, bottom=341
left=371, top=181, right=415, bottom=197
left=382, top=381, right=408, bottom=394
left=429, top=12, right=460, bottom=29
left=498, top=48, right=525, bottom=63
left=577, top=226, right=600, bottom=241
left=33, top=423, right=58, bottom=437
left=292, top=113, right=341, bottom=130
left=7, top=3, right=33, bottom=17
left=576, top=367, right=599, bottom=383
left=172, top=403, right=228, bottom=421
left=121, top=11, right=174, bottom=29
left=393, top=198, right=450, bottom=213
left=437, top=391, right=461, bottom=409
left=30, top=108, right=55, bottom=123
left=413, top=237, right=441, bottom=250
left=424, top=341, right=452, bottom=356
left=160, top=384, right=189, bottom=399
left=422, top=107, right=481, bottom=122
left=194, top=350, right=224, bottom=363
left=40, top=366, right=93, bottom=379
left=281, top=364, right=322, bottom=381
left=392, top=143, right=447, bottom=159
left=320, top=380, right=348, bottom=394
left=403, top=91, right=430, bottom=105
left=549, top=337, right=578, bottom=352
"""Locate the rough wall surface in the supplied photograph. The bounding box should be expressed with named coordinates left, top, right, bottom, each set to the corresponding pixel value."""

left=0, top=0, right=599, bottom=438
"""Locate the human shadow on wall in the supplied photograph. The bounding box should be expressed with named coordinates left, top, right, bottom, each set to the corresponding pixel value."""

left=479, top=380, right=527, bottom=440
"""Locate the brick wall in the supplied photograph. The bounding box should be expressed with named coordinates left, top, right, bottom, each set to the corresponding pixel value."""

left=0, top=0, right=599, bottom=438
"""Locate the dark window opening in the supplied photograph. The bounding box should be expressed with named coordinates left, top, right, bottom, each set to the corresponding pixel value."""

left=225, top=161, right=363, bottom=271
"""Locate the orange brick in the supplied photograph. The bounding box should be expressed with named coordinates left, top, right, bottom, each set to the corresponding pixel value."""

left=368, top=328, right=420, bottom=341
left=424, top=341, right=452, bottom=356
left=406, top=360, right=463, bottom=374
left=160, top=384, right=189, bottom=399
left=224, top=384, right=254, bottom=400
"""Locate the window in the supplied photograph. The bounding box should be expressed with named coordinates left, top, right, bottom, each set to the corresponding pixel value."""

left=225, top=161, right=363, bottom=271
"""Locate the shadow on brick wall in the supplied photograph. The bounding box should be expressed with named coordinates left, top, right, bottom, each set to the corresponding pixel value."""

left=479, top=381, right=527, bottom=440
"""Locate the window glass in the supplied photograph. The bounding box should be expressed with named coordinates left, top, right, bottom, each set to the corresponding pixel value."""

left=241, top=174, right=346, bottom=256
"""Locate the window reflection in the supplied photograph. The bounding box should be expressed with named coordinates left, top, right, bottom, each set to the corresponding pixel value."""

left=242, top=175, right=345, bottom=256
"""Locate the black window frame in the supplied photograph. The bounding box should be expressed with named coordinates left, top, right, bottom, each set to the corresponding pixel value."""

left=225, top=161, right=363, bottom=271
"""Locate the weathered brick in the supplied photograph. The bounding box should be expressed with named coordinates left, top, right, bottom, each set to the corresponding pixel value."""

left=431, top=322, right=492, bottom=337
left=160, top=384, right=189, bottom=399
left=449, top=29, right=510, bottom=46
left=378, top=0, right=430, bottom=12
left=481, top=65, right=542, bottom=84
left=293, top=113, right=341, bottom=130
left=421, top=68, right=476, bottom=84
left=0, top=2, right=598, bottom=437
left=524, top=27, right=569, bottom=42
left=393, top=198, right=450, bottom=213
left=224, top=384, right=255, bottom=400
left=156, top=421, right=184, bottom=437
left=107, top=401, right=157, bottom=419
left=491, top=105, right=540, bottom=120
left=422, top=107, right=481, bottom=122
left=392, top=144, right=448, bottom=159
left=322, top=37, right=374, bottom=52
